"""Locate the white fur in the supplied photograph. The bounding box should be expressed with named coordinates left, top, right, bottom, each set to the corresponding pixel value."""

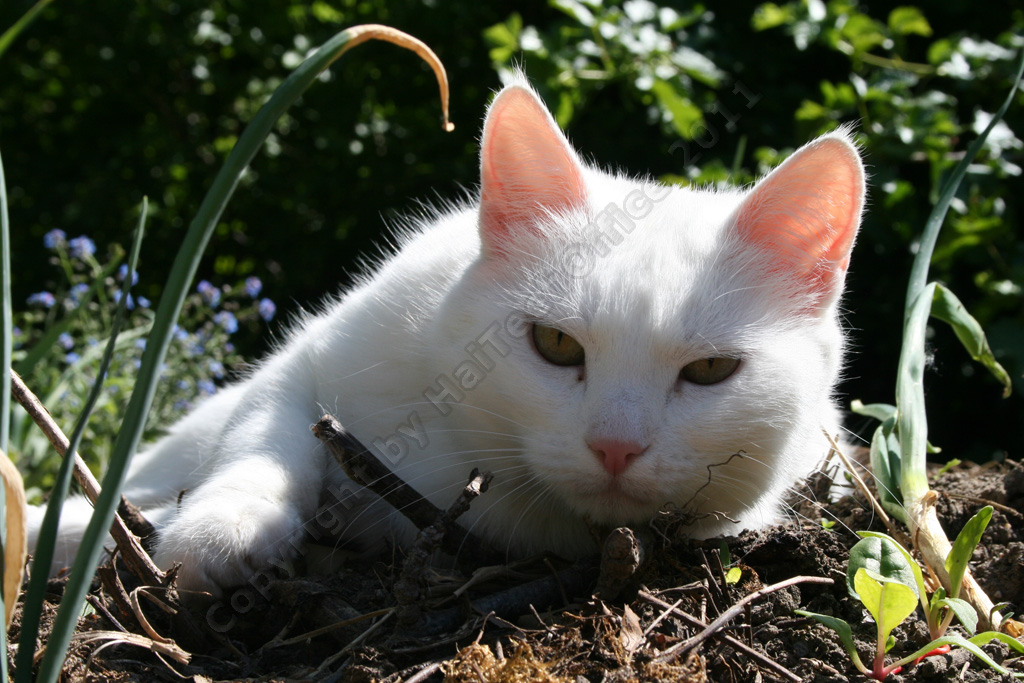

left=29, top=81, right=864, bottom=594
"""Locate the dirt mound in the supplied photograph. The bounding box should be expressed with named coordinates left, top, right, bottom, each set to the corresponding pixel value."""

left=10, top=459, right=1024, bottom=682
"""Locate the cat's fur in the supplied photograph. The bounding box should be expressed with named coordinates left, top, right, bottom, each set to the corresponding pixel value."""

left=30, top=78, right=865, bottom=594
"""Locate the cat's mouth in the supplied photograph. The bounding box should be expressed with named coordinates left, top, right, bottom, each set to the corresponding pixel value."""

left=588, top=478, right=659, bottom=514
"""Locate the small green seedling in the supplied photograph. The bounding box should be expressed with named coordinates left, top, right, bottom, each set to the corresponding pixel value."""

left=798, top=506, right=1024, bottom=680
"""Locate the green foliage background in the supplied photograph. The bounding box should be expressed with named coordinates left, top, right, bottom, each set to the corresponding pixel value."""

left=2, top=0, right=1022, bottom=462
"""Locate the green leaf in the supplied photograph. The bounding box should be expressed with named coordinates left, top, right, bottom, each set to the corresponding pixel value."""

left=850, top=400, right=896, bottom=423
left=938, top=596, right=978, bottom=635
left=945, top=505, right=993, bottom=599
left=794, top=610, right=870, bottom=675
left=725, top=567, right=742, bottom=585
left=650, top=79, right=703, bottom=140
left=893, top=634, right=1013, bottom=675
left=969, top=630, right=1024, bottom=654
left=867, top=422, right=906, bottom=523
left=751, top=3, right=795, bottom=31
left=848, top=536, right=920, bottom=599
left=840, top=14, right=887, bottom=53
left=931, top=286, right=1012, bottom=397
left=888, top=7, right=932, bottom=37
left=854, top=568, right=919, bottom=641
left=857, top=532, right=928, bottom=610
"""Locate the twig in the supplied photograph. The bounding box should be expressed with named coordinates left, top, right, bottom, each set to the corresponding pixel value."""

left=312, top=414, right=501, bottom=564
left=639, top=590, right=802, bottom=683
left=400, top=661, right=443, bottom=683
left=394, top=468, right=494, bottom=626
left=649, top=575, right=833, bottom=665
left=263, top=607, right=393, bottom=649
left=10, top=369, right=164, bottom=586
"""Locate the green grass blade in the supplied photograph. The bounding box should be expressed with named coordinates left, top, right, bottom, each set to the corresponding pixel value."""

left=0, top=141, right=12, bottom=683
left=931, top=284, right=1012, bottom=397
left=1, top=149, right=10, bottom=454
left=18, top=200, right=148, bottom=683
left=33, top=26, right=428, bottom=682
left=0, top=0, right=56, bottom=61
left=903, top=47, right=1024, bottom=314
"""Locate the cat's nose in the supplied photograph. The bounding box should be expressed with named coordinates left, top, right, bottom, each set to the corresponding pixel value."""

left=587, top=438, right=648, bottom=477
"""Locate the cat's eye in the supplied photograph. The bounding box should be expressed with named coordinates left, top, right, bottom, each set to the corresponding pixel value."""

left=532, top=323, right=585, bottom=366
left=680, top=357, right=740, bottom=385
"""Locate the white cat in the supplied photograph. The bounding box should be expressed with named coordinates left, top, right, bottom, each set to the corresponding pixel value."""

left=31, top=78, right=865, bottom=594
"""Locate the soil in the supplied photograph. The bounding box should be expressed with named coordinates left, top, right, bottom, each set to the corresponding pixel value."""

left=7, top=458, right=1024, bottom=683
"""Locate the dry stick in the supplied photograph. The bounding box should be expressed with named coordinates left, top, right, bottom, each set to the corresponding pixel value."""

left=648, top=575, right=834, bottom=666
left=10, top=369, right=164, bottom=586
left=312, top=414, right=501, bottom=564
left=639, top=591, right=802, bottom=683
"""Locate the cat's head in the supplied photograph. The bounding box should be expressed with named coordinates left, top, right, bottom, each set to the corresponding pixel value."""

left=438, top=79, right=865, bottom=548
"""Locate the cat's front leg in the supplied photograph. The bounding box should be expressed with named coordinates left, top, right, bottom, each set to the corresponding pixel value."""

left=153, top=406, right=326, bottom=595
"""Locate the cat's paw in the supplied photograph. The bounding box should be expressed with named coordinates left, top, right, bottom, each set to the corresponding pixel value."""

left=153, top=495, right=305, bottom=596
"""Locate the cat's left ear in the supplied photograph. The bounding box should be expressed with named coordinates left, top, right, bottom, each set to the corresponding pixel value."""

left=733, top=129, right=865, bottom=312
left=478, top=82, right=589, bottom=255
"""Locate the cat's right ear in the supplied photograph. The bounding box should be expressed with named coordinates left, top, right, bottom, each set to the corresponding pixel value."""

left=732, top=130, right=866, bottom=313
left=478, top=83, right=588, bottom=255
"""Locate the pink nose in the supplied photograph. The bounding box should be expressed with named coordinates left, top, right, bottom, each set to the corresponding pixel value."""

left=588, top=438, right=648, bottom=477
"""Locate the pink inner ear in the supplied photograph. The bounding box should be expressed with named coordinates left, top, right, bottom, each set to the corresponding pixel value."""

left=735, top=136, right=865, bottom=302
left=479, top=86, right=588, bottom=252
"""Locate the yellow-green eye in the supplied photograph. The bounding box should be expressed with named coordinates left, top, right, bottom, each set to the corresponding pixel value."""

left=680, top=357, right=740, bottom=385
left=532, top=323, right=585, bottom=366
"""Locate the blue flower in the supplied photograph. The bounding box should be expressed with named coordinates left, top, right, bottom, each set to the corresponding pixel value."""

left=208, top=360, right=225, bottom=379
left=225, top=342, right=235, bottom=353
left=117, top=264, right=139, bottom=285
left=12, top=326, right=21, bottom=337
left=68, top=235, right=97, bottom=260
left=137, top=295, right=151, bottom=308
left=176, top=379, right=190, bottom=390
left=197, top=280, right=221, bottom=308
left=27, top=291, right=56, bottom=308
left=174, top=399, right=192, bottom=412
left=69, top=283, right=90, bottom=304
left=113, top=290, right=135, bottom=310
left=58, top=332, right=75, bottom=350
left=65, top=352, right=81, bottom=364
left=214, top=310, right=238, bottom=334
left=173, top=325, right=189, bottom=341
left=134, top=338, right=147, bottom=350
left=198, top=379, right=216, bottom=396
left=257, top=298, right=276, bottom=322
left=244, top=276, right=263, bottom=298
left=43, top=229, right=67, bottom=249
